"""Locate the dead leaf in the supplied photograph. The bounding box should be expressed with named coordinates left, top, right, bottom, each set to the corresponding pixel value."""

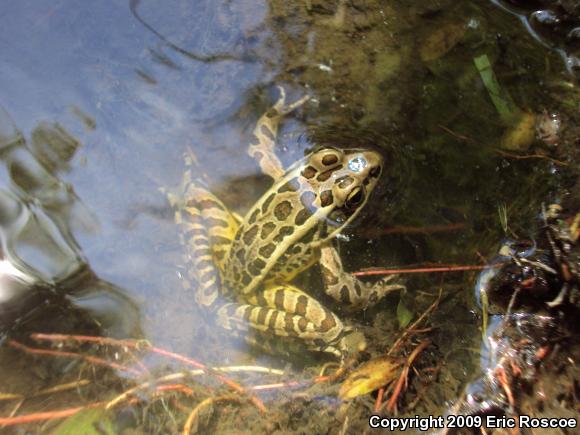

left=339, top=356, right=401, bottom=400
left=420, top=23, right=466, bottom=62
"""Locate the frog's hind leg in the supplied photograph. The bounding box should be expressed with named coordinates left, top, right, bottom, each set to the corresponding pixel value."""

left=248, top=86, right=309, bottom=180
left=175, top=193, right=222, bottom=309
left=175, top=169, right=240, bottom=307
left=181, top=183, right=239, bottom=267
left=216, top=284, right=361, bottom=358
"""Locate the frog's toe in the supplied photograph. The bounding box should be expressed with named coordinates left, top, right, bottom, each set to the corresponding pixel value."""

left=363, top=278, right=405, bottom=308
left=272, top=86, right=310, bottom=115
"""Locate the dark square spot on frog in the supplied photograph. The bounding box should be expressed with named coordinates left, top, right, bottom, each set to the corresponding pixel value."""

left=184, top=227, right=205, bottom=239
left=320, top=314, right=337, bottom=332
left=260, top=124, right=275, bottom=141
left=301, top=166, right=317, bottom=179
left=242, top=306, right=253, bottom=320
left=300, top=226, right=318, bottom=244
left=316, top=170, right=333, bottom=182
left=198, top=199, right=222, bottom=210
left=294, top=208, right=311, bottom=226
left=289, top=244, right=302, bottom=255
left=284, top=312, right=295, bottom=333
left=260, top=222, right=276, bottom=239
left=248, top=208, right=260, bottom=224
left=297, top=318, right=308, bottom=332
left=322, top=154, right=338, bottom=166
left=340, top=285, right=351, bottom=303
left=211, top=235, right=232, bottom=246
left=259, top=243, right=276, bottom=258
left=181, top=212, right=200, bottom=226
left=193, top=237, right=210, bottom=247
left=256, top=307, right=269, bottom=325
left=185, top=198, right=218, bottom=210
left=320, top=223, right=329, bottom=238
left=274, top=289, right=286, bottom=309
left=274, top=200, right=293, bottom=221
left=295, top=295, right=308, bottom=316
left=255, top=292, right=268, bottom=307
left=248, top=258, right=267, bottom=275
left=319, top=165, right=342, bottom=182
left=196, top=259, right=214, bottom=271
left=205, top=217, right=229, bottom=228
left=235, top=248, right=246, bottom=262
left=320, top=190, right=333, bottom=207
left=241, top=271, right=253, bottom=286
left=278, top=177, right=300, bottom=193
left=261, top=193, right=275, bottom=213
left=268, top=311, right=279, bottom=329
left=273, top=226, right=294, bottom=242
left=321, top=264, right=339, bottom=285
left=199, top=269, right=216, bottom=283
left=242, top=225, right=259, bottom=245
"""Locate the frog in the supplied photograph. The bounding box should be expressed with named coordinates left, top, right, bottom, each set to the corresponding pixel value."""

left=175, top=87, right=404, bottom=359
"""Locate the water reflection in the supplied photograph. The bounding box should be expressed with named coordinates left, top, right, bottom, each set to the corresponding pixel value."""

left=0, top=107, right=140, bottom=339
left=490, top=0, right=580, bottom=78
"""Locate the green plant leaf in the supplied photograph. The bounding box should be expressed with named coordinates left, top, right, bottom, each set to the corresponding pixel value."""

left=52, top=408, right=115, bottom=435
left=473, top=54, right=519, bottom=123
left=397, top=299, right=413, bottom=328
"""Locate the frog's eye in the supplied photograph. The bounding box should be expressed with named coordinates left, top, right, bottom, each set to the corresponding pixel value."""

left=348, top=157, right=367, bottom=173
left=346, top=187, right=365, bottom=208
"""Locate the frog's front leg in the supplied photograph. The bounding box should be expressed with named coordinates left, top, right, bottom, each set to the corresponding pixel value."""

left=248, top=86, right=309, bottom=180
left=319, top=244, right=405, bottom=310
left=215, top=283, right=365, bottom=359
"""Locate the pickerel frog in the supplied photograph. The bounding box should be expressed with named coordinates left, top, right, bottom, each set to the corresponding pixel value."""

left=176, top=88, right=403, bottom=359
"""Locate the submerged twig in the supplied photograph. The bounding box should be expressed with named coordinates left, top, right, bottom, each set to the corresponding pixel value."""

left=354, top=264, right=494, bottom=277
left=29, top=333, right=268, bottom=413
left=388, top=289, right=441, bottom=356
left=363, top=223, right=466, bottom=237
left=495, top=149, right=570, bottom=167
left=7, top=340, right=142, bottom=376
left=0, top=402, right=105, bottom=426
left=182, top=395, right=241, bottom=435
left=385, top=340, right=430, bottom=412
left=105, top=367, right=282, bottom=409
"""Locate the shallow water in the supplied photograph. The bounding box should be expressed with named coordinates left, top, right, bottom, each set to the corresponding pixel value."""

left=0, top=0, right=577, bottom=431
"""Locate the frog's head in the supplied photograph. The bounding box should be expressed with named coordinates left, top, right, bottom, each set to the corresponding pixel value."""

left=300, top=147, right=383, bottom=233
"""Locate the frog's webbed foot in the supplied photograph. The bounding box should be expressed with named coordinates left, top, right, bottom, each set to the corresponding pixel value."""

left=247, top=86, right=310, bottom=180
left=320, top=245, right=405, bottom=310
